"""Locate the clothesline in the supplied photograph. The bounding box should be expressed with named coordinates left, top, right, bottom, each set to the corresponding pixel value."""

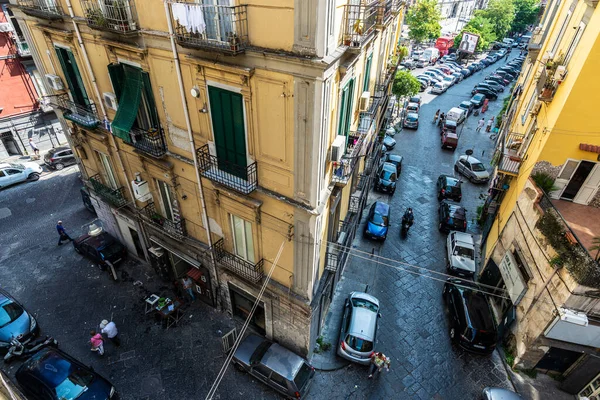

left=171, top=2, right=207, bottom=34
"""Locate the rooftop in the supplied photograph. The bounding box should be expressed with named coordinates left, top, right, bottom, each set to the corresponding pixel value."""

left=552, top=200, right=600, bottom=257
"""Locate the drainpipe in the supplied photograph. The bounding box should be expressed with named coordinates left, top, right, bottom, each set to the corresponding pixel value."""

left=164, top=1, right=219, bottom=301
left=63, top=0, right=134, bottom=201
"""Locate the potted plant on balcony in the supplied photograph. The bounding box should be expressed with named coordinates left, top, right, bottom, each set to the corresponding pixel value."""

left=227, top=32, right=239, bottom=52
left=343, top=34, right=352, bottom=46
left=86, top=8, right=108, bottom=28
left=150, top=212, right=165, bottom=226
left=112, top=0, right=134, bottom=32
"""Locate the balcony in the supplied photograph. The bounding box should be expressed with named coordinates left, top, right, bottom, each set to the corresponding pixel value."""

left=14, top=39, right=30, bottom=57
left=492, top=132, right=525, bottom=176
left=131, top=127, right=167, bottom=158
left=377, top=0, right=402, bottom=26
left=212, top=238, right=264, bottom=283
left=173, top=2, right=248, bottom=55
left=89, top=174, right=128, bottom=207
left=81, top=0, right=138, bottom=34
left=17, top=0, right=63, bottom=19
left=332, top=131, right=367, bottom=186
left=527, top=28, right=544, bottom=60
left=342, top=1, right=378, bottom=50
left=54, top=97, right=102, bottom=130
left=139, top=201, right=187, bottom=238
left=538, top=80, right=559, bottom=102
left=196, top=144, right=258, bottom=195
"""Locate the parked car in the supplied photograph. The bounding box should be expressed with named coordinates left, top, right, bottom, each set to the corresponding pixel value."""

left=494, top=70, right=516, bottom=81
left=460, top=68, right=471, bottom=77
left=446, top=231, right=476, bottom=277
left=472, top=87, right=498, bottom=100
left=470, top=93, right=486, bottom=108
left=482, top=387, right=522, bottom=400
left=442, top=119, right=458, bottom=134
left=454, top=155, right=490, bottom=183
left=446, top=107, right=467, bottom=124
left=472, top=83, right=500, bottom=95
left=431, top=82, right=447, bottom=94
left=73, top=231, right=127, bottom=270
left=384, top=153, right=403, bottom=174
left=416, top=75, right=433, bottom=85
left=487, top=74, right=509, bottom=86
left=441, top=131, right=459, bottom=150
left=16, top=347, right=117, bottom=400
left=0, top=162, right=42, bottom=189
left=403, top=112, right=419, bottom=129
left=400, top=60, right=416, bottom=69
left=232, top=334, right=314, bottom=398
left=417, top=80, right=428, bottom=91
left=422, top=71, right=442, bottom=83
left=436, top=175, right=462, bottom=202
left=451, top=72, right=463, bottom=83
left=442, top=75, right=455, bottom=87
left=411, top=49, right=424, bottom=60
left=438, top=200, right=467, bottom=232
left=43, top=146, right=76, bottom=170
left=416, top=58, right=429, bottom=68
left=382, top=135, right=396, bottom=150
left=80, top=186, right=96, bottom=214
left=409, top=96, right=421, bottom=106
left=375, top=162, right=397, bottom=194
left=458, top=100, right=474, bottom=116
left=406, top=102, right=420, bottom=114
left=443, top=279, right=498, bottom=354
left=338, top=292, right=381, bottom=365
left=483, top=79, right=504, bottom=92
left=0, top=290, right=39, bottom=354
left=364, top=201, right=390, bottom=240
left=427, top=69, right=446, bottom=80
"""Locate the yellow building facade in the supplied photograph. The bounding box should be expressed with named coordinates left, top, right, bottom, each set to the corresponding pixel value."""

left=9, top=0, right=404, bottom=355
left=479, top=0, right=600, bottom=391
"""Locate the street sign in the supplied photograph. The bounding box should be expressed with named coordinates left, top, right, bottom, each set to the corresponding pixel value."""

left=465, top=149, right=473, bottom=156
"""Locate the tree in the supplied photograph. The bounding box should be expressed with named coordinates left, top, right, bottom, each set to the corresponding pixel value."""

left=512, top=0, right=540, bottom=34
left=392, top=70, right=421, bottom=98
left=453, top=15, right=497, bottom=52
left=475, top=0, right=515, bottom=39
left=405, top=0, right=442, bottom=43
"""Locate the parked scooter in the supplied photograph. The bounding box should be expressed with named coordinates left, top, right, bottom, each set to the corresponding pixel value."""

left=4, top=336, right=58, bottom=363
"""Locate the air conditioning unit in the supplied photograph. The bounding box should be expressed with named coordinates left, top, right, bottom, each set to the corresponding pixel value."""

left=553, top=65, right=567, bottom=82
left=0, top=23, right=13, bottom=32
left=131, top=179, right=152, bottom=202
left=103, top=92, right=118, bottom=111
left=330, top=135, right=346, bottom=162
left=45, top=74, right=64, bottom=91
left=530, top=100, right=542, bottom=115
left=359, top=91, right=370, bottom=112
left=541, top=52, right=553, bottom=64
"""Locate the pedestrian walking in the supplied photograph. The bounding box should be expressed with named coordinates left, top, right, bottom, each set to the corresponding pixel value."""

left=482, top=98, right=489, bottom=113
left=56, top=221, right=73, bottom=246
left=486, top=117, right=494, bottom=133
left=438, top=113, right=445, bottom=127
left=476, top=118, right=485, bottom=132
left=182, top=276, right=196, bottom=302
left=367, top=352, right=391, bottom=379
left=28, top=138, right=39, bottom=155
left=90, top=330, right=105, bottom=355
left=433, top=109, right=440, bottom=124
left=100, top=319, right=120, bottom=347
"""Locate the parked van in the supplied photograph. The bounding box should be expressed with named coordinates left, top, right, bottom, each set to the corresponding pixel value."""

left=502, top=38, right=515, bottom=47
left=446, top=107, right=467, bottom=124
left=441, top=131, right=459, bottom=150
left=412, top=49, right=424, bottom=61
left=422, top=47, right=440, bottom=64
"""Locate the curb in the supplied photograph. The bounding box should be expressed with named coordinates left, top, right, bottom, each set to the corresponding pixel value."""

left=496, top=345, right=519, bottom=394
left=312, top=359, right=350, bottom=372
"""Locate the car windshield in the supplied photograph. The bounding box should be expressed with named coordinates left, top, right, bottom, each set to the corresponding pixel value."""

left=382, top=170, right=396, bottom=181
left=407, top=115, right=417, bottom=121
left=471, top=162, right=486, bottom=172
left=463, top=291, right=496, bottom=331
left=99, top=243, right=123, bottom=260
left=345, top=335, right=374, bottom=352
left=0, top=298, right=24, bottom=328
left=8, top=163, right=24, bottom=170
left=34, top=353, right=94, bottom=400
left=351, top=298, right=379, bottom=312
left=371, top=212, right=388, bottom=227
left=293, top=362, right=313, bottom=392
left=455, top=246, right=474, bottom=259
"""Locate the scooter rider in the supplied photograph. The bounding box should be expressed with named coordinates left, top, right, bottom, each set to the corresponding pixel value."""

left=438, top=113, right=446, bottom=127
left=402, top=208, right=414, bottom=227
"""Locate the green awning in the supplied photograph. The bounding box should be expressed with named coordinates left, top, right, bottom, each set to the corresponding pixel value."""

left=111, top=65, right=143, bottom=143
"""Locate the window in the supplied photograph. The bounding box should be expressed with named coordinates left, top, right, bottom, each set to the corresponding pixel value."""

left=564, top=22, right=586, bottom=66
left=337, top=78, right=355, bottom=136
left=230, top=215, right=255, bottom=263
left=363, top=54, right=372, bottom=92
left=512, top=248, right=532, bottom=284
left=521, top=93, right=536, bottom=125
left=325, top=0, right=335, bottom=55
left=156, top=180, right=174, bottom=221
left=549, top=10, right=572, bottom=56
left=270, top=372, right=288, bottom=389
left=97, top=152, right=118, bottom=189
left=321, top=79, right=331, bottom=181
left=253, top=365, right=271, bottom=379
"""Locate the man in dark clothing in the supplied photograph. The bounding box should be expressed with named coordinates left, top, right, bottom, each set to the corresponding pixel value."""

left=56, top=221, right=72, bottom=245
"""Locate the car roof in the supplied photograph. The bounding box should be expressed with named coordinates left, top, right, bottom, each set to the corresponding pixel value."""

left=459, top=101, right=472, bottom=107
left=450, top=231, right=474, bottom=245
left=347, top=307, right=378, bottom=340
left=484, top=387, right=522, bottom=400
left=374, top=201, right=390, bottom=215
left=47, top=146, right=70, bottom=154
left=76, top=232, right=116, bottom=250
left=381, top=162, right=396, bottom=172
left=261, top=343, right=306, bottom=379
left=441, top=175, right=460, bottom=186
left=386, top=154, right=402, bottom=162
left=407, top=102, right=419, bottom=107
left=443, top=201, right=466, bottom=216
left=473, top=94, right=485, bottom=100
left=17, top=348, right=83, bottom=385
left=459, top=155, right=481, bottom=163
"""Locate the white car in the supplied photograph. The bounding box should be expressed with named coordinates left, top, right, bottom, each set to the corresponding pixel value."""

left=431, top=82, right=448, bottom=94
left=454, top=155, right=490, bottom=183
left=0, top=162, right=42, bottom=189
left=442, top=75, right=455, bottom=87
left=446, top=231, right=476, bottom=277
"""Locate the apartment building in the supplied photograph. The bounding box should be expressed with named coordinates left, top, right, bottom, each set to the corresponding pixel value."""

left=8, top=0, right=404, bottom=356
left=437, top=0, right=479, bottom=35
left=480, top=0, right=600, bottom=395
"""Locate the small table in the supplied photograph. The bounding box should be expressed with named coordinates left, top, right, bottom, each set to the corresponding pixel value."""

left=145, top=294, right=160, bottom=314
left=155, top=300, right=183, bottom=329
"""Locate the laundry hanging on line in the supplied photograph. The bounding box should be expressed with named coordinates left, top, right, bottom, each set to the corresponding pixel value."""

left=172, top=3, right=206, bottom=34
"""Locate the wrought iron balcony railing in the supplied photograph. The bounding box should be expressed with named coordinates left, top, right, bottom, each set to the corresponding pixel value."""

left=492, top=132, right=525, bottom=176
left=131, top=126, right=167, bottom=158
left=81, top=0, right=138, bottom=34
left=17, top=0, right=63, bottom=19
left=539, top=80, right=559, bottom=102
left=55, top=97, right=102, bottom=129
left=196, top=144, right=258, bottom=195
left=173, top=2, right=248, bottom=55
left=377, top=0, right=402, bottom=25
left=212, top=238, right=264, bottom=283
left=342, top=2, right=378, bottom=49
left=89, top=174, right=127, bottom=207
left=332, top=131, right=367, bottom=185
left=139, top=201, right=187, bottom=238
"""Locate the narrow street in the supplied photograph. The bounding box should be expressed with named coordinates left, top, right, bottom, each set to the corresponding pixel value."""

left=308, top=56, right=518, bottom=399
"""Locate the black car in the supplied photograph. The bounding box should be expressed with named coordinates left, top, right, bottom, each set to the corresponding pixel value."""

left=384, top=153, right=403, bottom=175
left=494, top=70, right=516, bottom=81
left=472, top=83, right=500, bottom=95
left=472, top=87, right=498, bottom=100
left=460, top=68, right=471, bottom=77
left=438, top=200, right=467, bottom=232
left=375, top=162, right=397, bottom=194
left=0, top=290, right=39, bottom=354
left=80, top=186, right=96, bottom=214
left=401, top=60, right=416, bottom=69
left=436, top=175, right=462, bottom=202
left=16, top=347, right=117, bottom=400
left=443, top=279, right=498, bottom=354
left=73, top=231, right=127, bottom=269
left=458, top=100, right=474, bottom=116
left=483, top=80, right=504, bottom=92
left=487, top=75, right=509, bottom=86
left=470, top=93, right=486, bottom=108
left=43, top=146, right=76, bottom=170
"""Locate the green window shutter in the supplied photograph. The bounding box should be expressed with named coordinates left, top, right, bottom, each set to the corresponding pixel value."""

left=344, top=78, right=355, bottom=136
left=107, top=63, right=125, bottom=100
left=208, top=86, right=247, bottom=179
left=66, top=50, right=89, bottom=107
left=55, top=47, right=88, bottom=107
left=111, top=65, right=143, bottom=143
left=141, top=72, right=159, bottom=128
left=337, top=85, right=348, bottom=136
left=363, top=54, right=372, bottom=92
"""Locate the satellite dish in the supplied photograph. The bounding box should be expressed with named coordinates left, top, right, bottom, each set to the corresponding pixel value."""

left=82, top=219, right=104, bottom=237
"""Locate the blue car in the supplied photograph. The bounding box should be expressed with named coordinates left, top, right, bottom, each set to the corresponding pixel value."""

left=364, top=201, right=390, bottom=241
left=0, top=289, right=38, bottom=354
left=16, top=347, right=117, bottom=400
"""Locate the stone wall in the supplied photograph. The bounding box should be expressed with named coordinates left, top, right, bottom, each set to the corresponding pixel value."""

left=589, top=189, right=600, bottom=209
left=532, top=160, right=563, bottom=180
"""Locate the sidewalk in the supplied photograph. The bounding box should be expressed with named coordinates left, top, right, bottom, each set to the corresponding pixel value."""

left=1, top=148, right=51, bottom=165
left=505, top=363, right=576, bottom=400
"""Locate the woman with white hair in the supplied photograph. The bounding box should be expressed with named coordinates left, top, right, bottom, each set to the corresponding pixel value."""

left=100, top=319, right=120, bottom=347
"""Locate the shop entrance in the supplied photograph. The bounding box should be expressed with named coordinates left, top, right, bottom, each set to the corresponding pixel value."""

left=535, top=347, right=582, bottom=374
left=229, top=286, right=266, bottom=336
left=1, top=131, right=21, bottom=156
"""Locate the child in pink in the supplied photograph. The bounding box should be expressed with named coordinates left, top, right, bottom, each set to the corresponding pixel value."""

left=90, top=330, right=105, bottom=355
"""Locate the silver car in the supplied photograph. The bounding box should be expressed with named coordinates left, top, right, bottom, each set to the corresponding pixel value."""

left=454, top=155, right=490, bottom=183
left=338, top=292, right=380, bottom=365
left=0, top=162, right=42, bottom=189
left=482, top=387, right=522, bottom=400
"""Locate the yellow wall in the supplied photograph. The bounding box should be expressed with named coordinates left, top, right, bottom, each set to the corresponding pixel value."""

left=245, top=0, right=294, bottom=51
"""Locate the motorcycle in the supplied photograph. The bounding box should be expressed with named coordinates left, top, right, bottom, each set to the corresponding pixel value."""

left=401, top=215, right=413, bottom=237
left=4, top=335, right=58, bottom=363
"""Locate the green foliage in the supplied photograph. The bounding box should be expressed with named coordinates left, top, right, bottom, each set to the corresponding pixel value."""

left=475, top=0, right=516, bottom=39
left=495, top=90, right=512, bottom=127
left=314, top=336, right=331, bottom=353
left=512, top=0, right=540, bottom=34
left=405, top=0, right=442, bottom=43
left=531, top=172, right=557, bottom=194
left=392, top=70, right=421, bottom=98
left=397, top=46, right=409, bottom=62
left=453, top=15, right=497, bottom=52
left=589, top=237, right=600, bottom=261
left=521, top=368, right=538, bottom=379
left=504, top=348, right=515, bottom=367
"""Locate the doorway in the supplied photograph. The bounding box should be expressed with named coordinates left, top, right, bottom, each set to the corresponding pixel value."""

left=1, top=132, right=21, bottom=156
left=229, top=286, right=266, bottom=335
left=535, top=347, right=582, bottom=374
left=128, top=227, right=144, bottom=258
left=562, top=161, right=596, bottom=201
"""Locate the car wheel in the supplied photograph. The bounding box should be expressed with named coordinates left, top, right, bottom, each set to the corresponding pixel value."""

left=55, top=163, right=65, bottom=170
left=438, top=222, right=444, bottom=231
left=449, top=327, right=456, bottom=340
left=27, top=173, right=40, bottom=181
left=454, top=165, right=458, bottom=172
left=234, top=362, right=246, bottom=372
